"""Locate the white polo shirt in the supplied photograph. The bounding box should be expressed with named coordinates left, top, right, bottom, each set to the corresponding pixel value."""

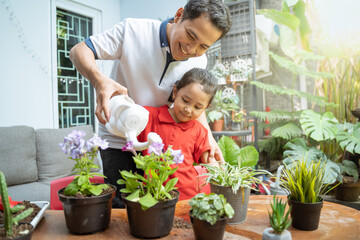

left=86, top=18, right=207, bottom=148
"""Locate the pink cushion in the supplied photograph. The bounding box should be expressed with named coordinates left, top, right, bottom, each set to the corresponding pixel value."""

left=50, top=175, right=104, bottom=210
left=194, top=165, right=210, bottom=194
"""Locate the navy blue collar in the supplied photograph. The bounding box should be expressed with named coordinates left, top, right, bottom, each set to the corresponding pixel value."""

left=159, top=18, right=173, bottom=51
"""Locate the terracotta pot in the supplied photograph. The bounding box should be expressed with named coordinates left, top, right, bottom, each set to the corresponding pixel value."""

left=212, top=119, right=224, bottom=132
left=288, top=197, right=323, bottom=231
left=334, top=179, right=360, bottom=201
left=122, top=190, right=179, bottom=239
left=58, top=184, right=116, bottom=234
left=210, top=183, right=250, bottom=224
left=190, top=215, right=228, bottom=240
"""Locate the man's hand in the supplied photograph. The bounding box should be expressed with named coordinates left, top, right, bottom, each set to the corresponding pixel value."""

left=95, top=77, right=128, bottom=124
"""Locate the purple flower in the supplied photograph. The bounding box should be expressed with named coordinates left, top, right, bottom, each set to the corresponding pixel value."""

left=122, top=141, right=137, bottom=155
left=148, top=142, right=164, bottom=156
left=170, top=149, right=184, bottom=164
left=89, top=136, right=109, bottom=150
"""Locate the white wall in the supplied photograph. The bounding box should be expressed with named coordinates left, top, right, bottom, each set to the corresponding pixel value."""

left=0, top=0, right=186, bottom=129
left=119, top=0, right=187, bottom=21
left=0, top=0, right=121, bottom=129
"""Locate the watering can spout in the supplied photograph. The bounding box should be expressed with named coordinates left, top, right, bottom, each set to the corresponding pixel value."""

left=104, top=95, right=162, bottom=151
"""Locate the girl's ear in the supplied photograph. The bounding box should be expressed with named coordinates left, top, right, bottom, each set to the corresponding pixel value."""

left=172, top=86, right=178, bottom=101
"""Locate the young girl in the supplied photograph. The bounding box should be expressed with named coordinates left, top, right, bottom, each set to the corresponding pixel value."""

left=137, top=68, right=218, bottom=200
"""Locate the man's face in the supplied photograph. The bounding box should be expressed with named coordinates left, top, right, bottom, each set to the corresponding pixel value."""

left=167, top=9, right=222, bottom=61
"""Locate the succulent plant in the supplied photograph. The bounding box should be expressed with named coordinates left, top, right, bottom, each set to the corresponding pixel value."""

left=0, top=171, right=34, bottom=237
left=268, top=195, right=292, bottom=234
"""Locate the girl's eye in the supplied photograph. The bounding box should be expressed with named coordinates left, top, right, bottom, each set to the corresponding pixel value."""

left=187, top=32, right=194, bottom=41
left=182, top=97, right=188, bottom=103
left=195, top=106, right=202, bottom=110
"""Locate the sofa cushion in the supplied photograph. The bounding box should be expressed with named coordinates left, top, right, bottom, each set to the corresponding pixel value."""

left=0, top=126, right=38, bottom=186
left=36, top=125, right=101, bottom=182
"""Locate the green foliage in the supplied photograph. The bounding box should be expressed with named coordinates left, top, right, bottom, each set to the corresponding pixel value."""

left=336, top=123, right=360, bottom=154
left=202, top=163, right=270, bottom=194
left=257, top=9, right=299, bottom=32
left=118, top=146, right=179, bottom=210
left=0, top=171, right=33, bottom=237
left=281, top=158, right=338, bottom=203
left=206, top=90, right=239, bottom=122
left=338, top=160, right=359, bottom=183
left=300, top=110, right=338, bottom=141
left=189, top=193, right=234, bottom=225
left=271, top=122, right=303, bottom=140
left=250, top=109, right=300, bottom=123
left=217, top=136, right=258, bottom=167
left=268, top=195, right=292, bottom=233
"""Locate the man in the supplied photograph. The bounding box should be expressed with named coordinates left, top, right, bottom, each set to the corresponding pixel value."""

left=70, top=0, right=231, bottom=208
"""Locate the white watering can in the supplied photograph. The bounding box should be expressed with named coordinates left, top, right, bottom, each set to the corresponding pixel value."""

left=270, top=165, right=289, bottom=195
left=104, top=95, right=162, bottom=151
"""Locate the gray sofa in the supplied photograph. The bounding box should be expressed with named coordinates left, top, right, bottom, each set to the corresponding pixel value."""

left=0, top=125, right=102, bottom=202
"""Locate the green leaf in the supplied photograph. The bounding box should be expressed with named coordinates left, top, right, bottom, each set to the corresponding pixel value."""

left=64, top=181, right=79, bottom=196
left=238, top=146, right=259, bottom=167
left=164, top=178, right=178, bottom=193
left=125, top=189, right=140, bottom=202
left=139, top=191, right=158, bottom=210
left=341, top=160, right=359, bottom=182
left=257, top=9, right=300, bottom=32
left=336, top=123, right=360, bottom=154
left=218, top=136, right=240, bottom=165
left=121, top=171, right=138, bottom=179
left=300, top=110, right=338, bottom=141
left=271, top=122, right=303, bottom=140
left=293, top=0, right=311, bottom=50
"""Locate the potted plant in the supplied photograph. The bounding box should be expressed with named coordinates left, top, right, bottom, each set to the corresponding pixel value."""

left=206, top=90, right=240, bottom=131
left=189, top=193, right=234, bottom=240
left=334, top=160, right=360, bottom=201
left=0, top=171, right=34, bottom=240
left=203, top=136, right=271, bottom=224
left=58, top=130, right=116, bottom=234
left=262, top=195, right=292, bottom=240
left=280, top=158, right=338, bottom=231
left=231, top=109, right=247, bottom=131
left=118, top=141, right=183, bottom=238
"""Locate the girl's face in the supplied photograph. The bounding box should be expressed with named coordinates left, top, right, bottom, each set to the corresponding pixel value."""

left=169, top=82, right=211, bottom=123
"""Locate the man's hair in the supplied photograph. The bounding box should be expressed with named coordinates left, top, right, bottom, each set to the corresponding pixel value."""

left=182, top=0, right=232, bottom=39
left=168, top=68, right=218, bottom=105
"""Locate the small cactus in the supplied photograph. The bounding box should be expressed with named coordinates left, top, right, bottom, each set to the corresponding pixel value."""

left=0, top=171, right=34, bottom=237
left=268, top=195, right=292, bottom=234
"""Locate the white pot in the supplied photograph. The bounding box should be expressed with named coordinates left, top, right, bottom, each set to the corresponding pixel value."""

left=262, top=228, right=292, bottom=240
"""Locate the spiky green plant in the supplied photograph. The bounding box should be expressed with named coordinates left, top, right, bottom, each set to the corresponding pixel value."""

left=268, top=195, right=292, bottom=234
left=280, top=159, right=339, bottom=203
left=0, top=171, right=34, bottom=237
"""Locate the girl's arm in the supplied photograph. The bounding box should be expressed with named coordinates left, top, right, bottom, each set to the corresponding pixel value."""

left=197, top=112, right=224, bottom=163
left=200, top=151, right=219, bottom=168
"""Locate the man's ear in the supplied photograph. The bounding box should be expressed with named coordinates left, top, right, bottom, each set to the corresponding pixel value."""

left=174, top=8, right=184, bottom=23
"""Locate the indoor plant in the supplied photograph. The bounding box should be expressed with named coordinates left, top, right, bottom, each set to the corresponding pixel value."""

left=203, top=136, right=271, bottom=224
left=334, top=160, right=360, bottom=201
left=189, top=192, right=234, bottom=240
left=280, top=158, right=338, bottom=231
left=58, top=130, right=116, bottom=234
left=231, top=109, right=247, bottom=131
left=0, top=171, right=34, bottom=240
left=206, top=90, right=240, bottom=131
left=262, top=195, right=292, bottom=240
left=118, top=141, right=183, bottom=238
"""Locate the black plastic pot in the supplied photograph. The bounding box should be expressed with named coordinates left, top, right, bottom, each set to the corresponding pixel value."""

left=288, top=197, right=323, bottom=231
left=210, top=183, right=250, bottom=224
left=190, top=215, right=228, bottom=240
left=58, top=184, right=116, bottom=234
left=335, top=180, right=360, bottom=201
left=122, top=190, right=179, bottom=239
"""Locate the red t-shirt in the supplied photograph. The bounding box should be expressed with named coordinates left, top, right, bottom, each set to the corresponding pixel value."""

left=137, top=105, right=211, bottom=200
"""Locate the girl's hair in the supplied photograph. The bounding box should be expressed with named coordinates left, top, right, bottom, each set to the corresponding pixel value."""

left=168, top=68, right=218, bottom=104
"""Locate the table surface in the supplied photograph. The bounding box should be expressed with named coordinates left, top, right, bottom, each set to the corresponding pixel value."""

left=32, top=195, right=360, bottom=240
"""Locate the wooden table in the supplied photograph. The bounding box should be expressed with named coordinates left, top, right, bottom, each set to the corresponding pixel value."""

left=32, top=195, right=360, bottom=240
